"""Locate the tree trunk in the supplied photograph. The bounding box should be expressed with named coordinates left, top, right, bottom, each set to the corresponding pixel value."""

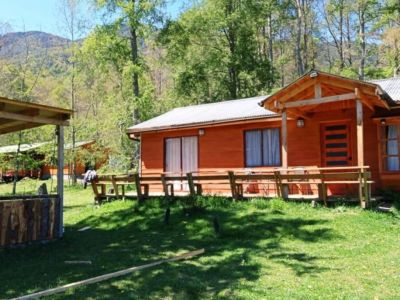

left=71, top=59, right=77, bottom=185
left=346, top=11, right=353, bottom=66
left=338, top=1, right=345, bottom=70
left=358, top=6, right=366, bottom=80
left=295, top=0, right=304, bottom=76
left=267, top=11, right=274, bottom=65
left=130, top=0, right=140, bottom=123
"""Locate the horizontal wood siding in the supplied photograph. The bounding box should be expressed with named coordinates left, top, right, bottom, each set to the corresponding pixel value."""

left=0, top=196, right=60, bottom=247
left=140, top=104, right=393, bottom=194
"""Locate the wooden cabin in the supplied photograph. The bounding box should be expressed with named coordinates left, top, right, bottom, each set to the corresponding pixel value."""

left=127, top=71, right=400, bottom=197
left=0, top=140, right=105, bottom=181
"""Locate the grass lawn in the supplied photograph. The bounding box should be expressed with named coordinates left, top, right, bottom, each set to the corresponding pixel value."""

left=0, top=179, right=399, bottom=299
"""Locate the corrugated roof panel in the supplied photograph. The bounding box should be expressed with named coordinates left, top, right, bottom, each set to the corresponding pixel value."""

left=369, top=77, right=400, bottom=102
left=0, top=142, right=48, bottom=154
left=129, top=95, right=277, bottom=133
left=0, top=140, right=95, bottom=154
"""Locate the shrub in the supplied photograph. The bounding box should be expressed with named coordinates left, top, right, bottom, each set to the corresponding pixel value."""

left=268, top=198, right=288, bottom=211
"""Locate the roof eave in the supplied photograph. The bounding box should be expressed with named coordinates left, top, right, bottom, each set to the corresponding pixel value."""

left=126, top=114, right=280, bottom=134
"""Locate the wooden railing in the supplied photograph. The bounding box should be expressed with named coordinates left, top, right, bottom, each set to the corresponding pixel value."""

left=0, top=194, right=61, bottom=247
left=91, top=166, right=373, bottom=207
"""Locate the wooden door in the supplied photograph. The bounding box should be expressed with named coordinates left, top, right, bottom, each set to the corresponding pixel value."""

left=321, top=123, right=352, bottom=167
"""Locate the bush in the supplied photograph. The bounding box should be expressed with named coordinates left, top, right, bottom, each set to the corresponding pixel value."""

left=267, top=198, right=288, bottom=211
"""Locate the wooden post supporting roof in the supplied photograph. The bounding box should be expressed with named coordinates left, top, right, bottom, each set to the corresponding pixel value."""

left=355, top=89, right=364, bottom=167
left=57, top=125, right=64, bottom=237
left=281, top=109, right=288, bottom=169
left=281, top=110, right=289, bottom=198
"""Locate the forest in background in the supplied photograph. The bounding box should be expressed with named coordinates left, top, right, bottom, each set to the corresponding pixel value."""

left=0, top=0, right=399, bottom=176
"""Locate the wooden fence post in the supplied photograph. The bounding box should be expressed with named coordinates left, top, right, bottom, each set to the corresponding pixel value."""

left=228, top=171, right=237, bottom=200
left=273, top=171, right=281, bottom=197
left=358, top=169, right=364, bottom=207
left=134, top=173, right=143, bottom=203
left=187, top=173, right=196, bottom=197
left=161, top=174, right=169, bottom=197
left=111, top=175, right=119, bottom=197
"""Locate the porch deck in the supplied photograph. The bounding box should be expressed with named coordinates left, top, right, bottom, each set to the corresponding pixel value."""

left=91, top=166, right=373, bottom=207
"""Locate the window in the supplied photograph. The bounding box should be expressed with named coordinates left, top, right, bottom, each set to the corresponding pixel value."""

left=165, top=136, right=198, bottom=174
left=245, top=128, right=281, bottom=167
left=380, top=125, right=400, bottom=171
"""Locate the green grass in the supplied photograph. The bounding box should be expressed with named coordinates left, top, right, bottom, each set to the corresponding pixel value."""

left=0, top=181, right=400, bottom=299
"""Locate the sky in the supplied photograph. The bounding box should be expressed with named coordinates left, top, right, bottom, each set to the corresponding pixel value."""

left=0, top=0, right=185, bottom=38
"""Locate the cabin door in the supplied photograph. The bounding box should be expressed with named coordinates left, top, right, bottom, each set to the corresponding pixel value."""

left=321, top=122, right=352, bottom=167
left=165, top=136, right=198, bottom=191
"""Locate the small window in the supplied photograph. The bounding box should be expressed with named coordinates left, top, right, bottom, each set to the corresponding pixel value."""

left=245, top=128, right=281, bottom=167
left=379, top=125, right=400, bottom=171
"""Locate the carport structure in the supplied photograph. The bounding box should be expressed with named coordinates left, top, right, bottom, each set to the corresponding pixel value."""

left=0, top=96, right=72, bottom=247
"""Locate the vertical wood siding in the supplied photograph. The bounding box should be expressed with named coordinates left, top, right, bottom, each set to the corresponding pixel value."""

left=0, top=196, right=60, bottom=247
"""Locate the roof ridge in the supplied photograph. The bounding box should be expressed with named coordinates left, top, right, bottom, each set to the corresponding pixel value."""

left=171, top=95, right=268, bottom=110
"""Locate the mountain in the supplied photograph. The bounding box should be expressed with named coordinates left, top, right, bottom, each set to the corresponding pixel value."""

left=0, top=31, right=70, bottom=60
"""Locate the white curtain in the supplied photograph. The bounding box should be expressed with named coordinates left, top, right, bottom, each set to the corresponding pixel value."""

left=165, top=138, right=181, bottom=174
left=387, top=125, right=399, bottom=171
left=263, top=128, right=281, bottom=166
left=182, top=136, right=198, bottom=173
left=245, top=131, right=262, bottom=166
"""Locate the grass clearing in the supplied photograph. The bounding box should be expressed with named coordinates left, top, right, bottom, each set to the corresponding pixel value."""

left=0, top=180, right=399, bottom=299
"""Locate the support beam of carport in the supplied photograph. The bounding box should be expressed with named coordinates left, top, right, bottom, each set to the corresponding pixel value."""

left=57, top=125, right=64, bottom=237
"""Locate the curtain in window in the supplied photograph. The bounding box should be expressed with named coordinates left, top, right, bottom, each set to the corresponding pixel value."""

left=245, top=131, right=262, bottom=166
left=182, top=136, right=198, bottom=173
left=165, top=138, right=181, bottom=174
left=387, top=125, right=399, bottom=171
left=263, top=128, right=281, bottom=166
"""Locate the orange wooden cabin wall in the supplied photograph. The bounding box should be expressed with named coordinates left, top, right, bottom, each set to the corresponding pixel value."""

left=140, top=105, right=397, bottom=195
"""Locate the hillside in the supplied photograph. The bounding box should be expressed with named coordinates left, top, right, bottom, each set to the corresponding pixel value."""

left=0, top=31, right=70, bottom=61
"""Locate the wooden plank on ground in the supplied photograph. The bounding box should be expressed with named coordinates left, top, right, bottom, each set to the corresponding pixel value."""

left=13, top=249, right=205, bottom=300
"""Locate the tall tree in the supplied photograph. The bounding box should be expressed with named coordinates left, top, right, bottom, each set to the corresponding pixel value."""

left=160, top=0, right=275, bottom=102
left=59, top=0, right=86, bottom=184
left=94, top=0, right=163, bottom=124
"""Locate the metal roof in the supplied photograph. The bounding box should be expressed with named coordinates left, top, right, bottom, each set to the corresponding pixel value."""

left=0, top=140, right=94, bottom=154
left=0, top=142, right=49, bottom=154
left=128, top=96, right=278, bottom=133
left=64, top=140, right=95, bottom=150
left=369, top=77, right=400, bottom=102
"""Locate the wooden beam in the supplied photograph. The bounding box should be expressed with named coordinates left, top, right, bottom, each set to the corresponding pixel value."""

left=281, top=110, right=288, bottom=169
left=0, top=110, right=69, bottom=126
left=0, top=96, right=73, bottom=115
left=375, top=88, right=390, bottom=109
left=0, top=122, right=39, bottom=135
left=14, top=249, right=205, bottom=300
left=356, top=96, right=364, bottom=167
left=355, top=88, right=375, bottom=112
left=281, top=93, right=356, bottom=109
left=271, top=78, right=316, bottom=106
left=315, top=82, right=322, bottom=98
left=0, top=120, right=24, bottom=130
left=286, top=108, right=311, bottom=120
left=57, top=125, right=64, bottom=238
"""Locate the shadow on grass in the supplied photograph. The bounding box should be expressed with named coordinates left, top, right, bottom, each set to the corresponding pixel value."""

left=0, top=199, right=339, bottom=299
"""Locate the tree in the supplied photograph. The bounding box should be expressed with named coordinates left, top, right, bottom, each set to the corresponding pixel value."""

left=59, top=0, right=87, bottom=184
left=159, top=0, right=275, bottom=103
